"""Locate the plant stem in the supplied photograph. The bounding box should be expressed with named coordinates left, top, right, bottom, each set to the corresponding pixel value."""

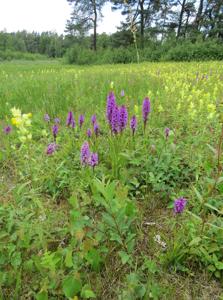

left=214, top=123, right=223, bottom=188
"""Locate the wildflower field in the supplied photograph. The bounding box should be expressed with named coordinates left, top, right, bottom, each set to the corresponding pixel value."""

left=1, top=60, right=223, bottom=299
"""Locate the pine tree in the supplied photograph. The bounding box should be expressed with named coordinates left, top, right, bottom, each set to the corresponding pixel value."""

left=66, top=0, right=107, bottom=51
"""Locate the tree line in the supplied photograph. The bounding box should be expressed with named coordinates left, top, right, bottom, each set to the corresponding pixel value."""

left=0, top=0, right=222, bottom=62
left=0, top=31, right=66, bottom=58
left=66, top=0, right=223, bottom=51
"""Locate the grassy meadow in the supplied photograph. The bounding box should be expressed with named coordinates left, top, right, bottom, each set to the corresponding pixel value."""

left=1, top=60, right=223, bottom=299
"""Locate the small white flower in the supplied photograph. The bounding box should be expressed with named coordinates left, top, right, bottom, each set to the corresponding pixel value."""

left=154, top=234, right=167, bottom=249
left=39, top=214, right=46, bottom=222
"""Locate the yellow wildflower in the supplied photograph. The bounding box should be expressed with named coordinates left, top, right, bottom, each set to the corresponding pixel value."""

left=19, top=136, right=27, bottom=143
left=11, top=107, right=32, bottom=142
left=134, top=105, right=139, bottom=115
left=207, top=103, right=216, bottom=113
left=158, top=104, right=164, bottom=112
left=41, top=129, right=48, bottom=137
left=22, top=113, right=32, bottom=120
left=11, top=117, right=22, bottom=126
left=11, top=107, right=21, bottom=117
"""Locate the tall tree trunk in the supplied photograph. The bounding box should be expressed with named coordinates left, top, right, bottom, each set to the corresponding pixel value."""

left=214, top=1, right=223, bottom=38
left=161, top=4, right=168, bottom=43
left=184, top=11, right=190, bottom=37
left=177, top=0, right=187, bottom=38
left=194, top=0, right=204, bottom=31
left=139, top=0, right=145, bottom=48
left=92, top=0, right=97, bottom=51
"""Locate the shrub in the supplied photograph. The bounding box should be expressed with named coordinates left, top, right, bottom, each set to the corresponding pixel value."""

left=64, top=46, right=96, bottom=65
left=0, top=50, right=47, bottom=61
left=65, top=46, right=137, bottom=65
left=162, top=39, right=223, bottom=61
left=65, top=39, right=223, bottom=65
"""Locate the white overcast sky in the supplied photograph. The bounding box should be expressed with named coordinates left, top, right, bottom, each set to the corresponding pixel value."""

left=0, top=0, right=124, bottom=34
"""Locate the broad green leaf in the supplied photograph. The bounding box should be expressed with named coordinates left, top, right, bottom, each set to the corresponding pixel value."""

left=81, top=284, right=96, bottom=298
left=85, top=249, right=102, bottom=272
left=206, top=222, right=223, bottom=231
left=36, top=291, right=48, bottom=300
left=65, top=249, right=73, bottom=268
left=143, top=259, right=158, bottom=274
left=68, top=196, right=79, bottom=209
left=207, top=265, right=216, bottom=273
left=62, top=276, right=82, bottom=298
left=204, top=203, right=223, bottom=214
left=135, top=284, right=146, bottom=298
left=81, top=288, right=96, bottom=299
left=186, top=211, right=202, bottom=221
left=189, top=237, right=201, bottom=247
left=93, top=179, right=107, bottom=199
left=214, top=270, right=221, bottom=278
left=215, top=261, right=223, bottom=270
left=206, top=144, right=217, bottom=155
left=217, top=177, right=223, bottom=184
left=193, top=187, right=203, bottom=204
left=118, top=251, right=130, bottom=265
left=109, top=232, right=122, bottom=244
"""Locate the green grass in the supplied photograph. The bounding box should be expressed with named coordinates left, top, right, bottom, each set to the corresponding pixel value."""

left=1, top=61, right=223, bottom=299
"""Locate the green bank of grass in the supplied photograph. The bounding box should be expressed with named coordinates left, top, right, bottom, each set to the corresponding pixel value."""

left=0, top=61, right=223, bottom=299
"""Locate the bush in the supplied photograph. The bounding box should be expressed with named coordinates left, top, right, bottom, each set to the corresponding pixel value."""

left=65, top=46, right=137, bottom=65
left=64, top=46, right=96, bottom=65
left=65, top=39, right=223, bottom=65
left=161, top=40, right=223, bottom=61
left=0, top=50, right=47, bottom=61
left=109, top=47, right=136, bottom=64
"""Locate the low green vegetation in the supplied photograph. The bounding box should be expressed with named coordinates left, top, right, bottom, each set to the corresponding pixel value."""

left=0, top=50, right=47, bottom=61
left=1, top=61, right=223, bottom=299
left=65, top=39, right=223, bottom=64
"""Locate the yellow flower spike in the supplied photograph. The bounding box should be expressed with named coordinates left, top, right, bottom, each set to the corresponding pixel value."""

left=134, top=105, right=139, bottom=116
left=110, top=81, right=114, bottom=89
left=19, top=127, right=28, bottom=135
left=189, top=102, right=195, bottom=110
left=22, top=114, right=28, bottom=120
left=147, top=90, right=152, bottom=97
left=158, top=104, right=164, bottom=112
left=11, top=117, right=22, bottom=126
left=27, top=134, right=32, bottom=140
left=19, top=136, right=27, bottom=143
left=11, top=107, right=21, bottom=117
left=207, top=112, right=215, bottom=119
left=188, top=95, right=192, bottom=101
left=11, top=117, right=17, bottom=125
left=25, top=119, right=32, bottom=126
left=41, top=129, right=48, bottom=137
left=73, top=296, right=78, bottom=300
left=207, top=103, right=216, bottom=113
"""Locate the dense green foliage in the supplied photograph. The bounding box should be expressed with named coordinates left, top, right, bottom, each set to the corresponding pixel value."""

left=0, top=1, right=222, bottom=63
left=65, top=0, right=223, bottom=64
left=0, top=31, right=66, bottom=60
left=1, top=61, right=223, bottom=299
left=0, top=50, right=47, bottom=61
left=65, top=39, right=223, bottom=64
